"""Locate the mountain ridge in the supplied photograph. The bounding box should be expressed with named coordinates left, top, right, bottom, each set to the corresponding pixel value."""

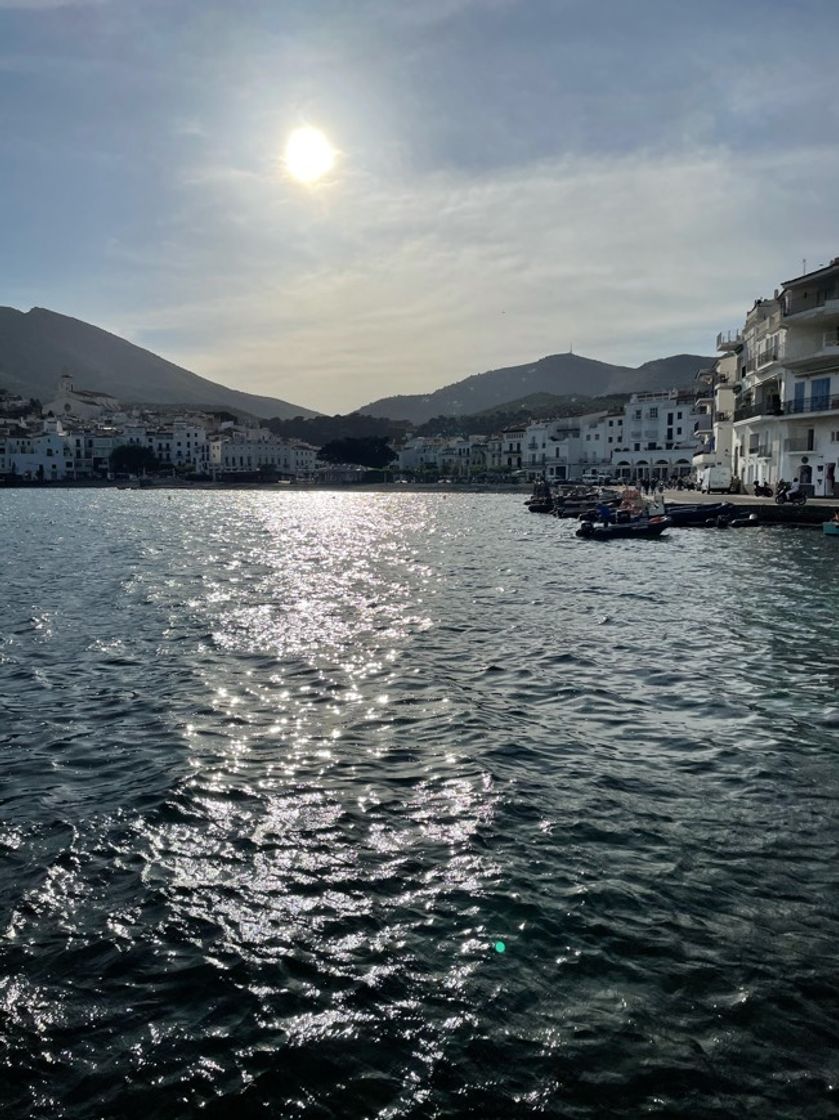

left=0, top=307, right=317, bottom=420
left=359, top=351, right=712, bottom=424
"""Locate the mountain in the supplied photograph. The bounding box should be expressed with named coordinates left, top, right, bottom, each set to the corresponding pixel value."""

left=359, top=351, right=712, bottom=424
left=0, top=307, right=316, bottom=419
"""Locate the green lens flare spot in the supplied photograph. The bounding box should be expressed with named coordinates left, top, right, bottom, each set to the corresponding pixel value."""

left=494, top=941, right=506, bottom=953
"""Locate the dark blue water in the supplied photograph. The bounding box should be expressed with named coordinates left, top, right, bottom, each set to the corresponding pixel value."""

left=2, top=491, right=839, bottom=1119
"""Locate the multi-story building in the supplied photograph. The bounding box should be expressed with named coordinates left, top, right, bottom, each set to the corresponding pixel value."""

left=691, top=352, right=738, bottom=481
left=0, top=420, right=76, bottom=480
left=208, top=429, right=313, bottom=477
left=501, top=428, right=525, bottom=471
left=609, top=391, right=700, bottom=482
left=726, top=256, right=839, bottom=496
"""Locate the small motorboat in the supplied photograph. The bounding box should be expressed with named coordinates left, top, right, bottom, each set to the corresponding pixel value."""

left=526, top=479, right=554, bottom=513
left=823, top=521, right=839, bottom=536
left=576, top=516, right=670, bottom=540
left=665, top=501, right=735, bottom=527
left=576, top=486, right=669, bottom=541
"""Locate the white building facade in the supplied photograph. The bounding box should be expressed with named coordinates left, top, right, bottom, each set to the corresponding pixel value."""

left=725, top=256, right=839, bottom=496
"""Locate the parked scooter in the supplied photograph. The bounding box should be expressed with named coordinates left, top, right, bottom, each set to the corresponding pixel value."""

left=753, top=481, right=773, bottom=497
left=775, top=479, right=807, bottom=505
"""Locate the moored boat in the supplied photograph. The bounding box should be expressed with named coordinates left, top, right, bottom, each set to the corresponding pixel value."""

left=575, top=486, right=670, bottom=541
left=526, top=478, right=554, bottom=513
left=576, top=516, right=670, bottom=540
left=665, top=501, right=735, bottom=527
left=823, top=521, right=839, bottom=536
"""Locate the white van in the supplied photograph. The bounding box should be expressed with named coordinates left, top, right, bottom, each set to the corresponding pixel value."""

left=581, top=470, right=611, bottom=486
left=700, top=465, right=733, bottom=493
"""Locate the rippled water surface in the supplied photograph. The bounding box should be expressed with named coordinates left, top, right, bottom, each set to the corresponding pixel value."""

left=2, top=490, right=839, bottom=1119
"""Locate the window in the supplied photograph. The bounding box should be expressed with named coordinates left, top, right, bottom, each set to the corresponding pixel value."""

left=608, top=420, right=613, bottom=427
left=633, top=409, right=642, bottom=420
left=811, top=377, right=831, bottom=410
left=677, top=427, right=682, bottom=435
left=634, top=443, right=640, bottom=452
left=649, top=407, right=658, bottom=419
left=677, top=411, right=683, bottom=420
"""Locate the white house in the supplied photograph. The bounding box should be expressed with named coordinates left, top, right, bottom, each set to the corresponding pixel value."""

left=727, top=256, right=839, bottom=496
left=0, top=419, right=75, bottom=480
left=610, top=390, right=699, bottom=481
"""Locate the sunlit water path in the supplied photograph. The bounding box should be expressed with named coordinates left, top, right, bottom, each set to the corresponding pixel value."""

left=2, top=491, right=839, bottom=1119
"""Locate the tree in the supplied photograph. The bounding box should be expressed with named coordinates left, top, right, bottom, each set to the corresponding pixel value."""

left=110, top=444, right=160, bottom=474
left=317, top=437, right=398, bottom=469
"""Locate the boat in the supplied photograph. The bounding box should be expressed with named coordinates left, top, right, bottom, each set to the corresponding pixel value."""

left=575, top=486, right=670, bottom=541
left=823, top=521, right=839, bottom=536
left=576, top=516, right=670, bottom=540
left=525, top=479, right=554, bottom=513
left=665, top=501, right=737, bottom=527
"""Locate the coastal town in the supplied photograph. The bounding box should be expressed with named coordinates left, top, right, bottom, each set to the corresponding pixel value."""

left=1, top=256, right=838, bottom=497
left=400, top=255, right=839, bottom=499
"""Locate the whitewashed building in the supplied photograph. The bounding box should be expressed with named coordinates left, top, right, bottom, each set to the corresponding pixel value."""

left=43, top=374, right=123, bottom=421
left=0, top=420, right=76, bottom=480
left=727, top=256, right=839, bottom=496
left=692, top=353, right=738, bottom=482
left=610, top=391, right=699, bottom=481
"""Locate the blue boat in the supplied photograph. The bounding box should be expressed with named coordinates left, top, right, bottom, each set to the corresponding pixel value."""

left=823, top=522, right=839, bottom=536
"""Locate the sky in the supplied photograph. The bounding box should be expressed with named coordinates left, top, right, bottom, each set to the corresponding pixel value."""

left=1, top=0, right=838, bottom=414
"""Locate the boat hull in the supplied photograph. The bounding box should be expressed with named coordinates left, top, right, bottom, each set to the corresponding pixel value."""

left=665, top=502, right=735, bottom=527
left=576, top=518, right=670, bottom=541
left=823, top=522, right=839, bottom=536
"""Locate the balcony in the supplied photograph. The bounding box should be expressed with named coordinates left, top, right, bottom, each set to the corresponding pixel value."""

left=747, top=443, right=772, bottom=458
left=783, top=292, right=839, bottom=320
left=783, top=394, right=839, bottom=416
left=717, top=330, right=743, bottom=351
left=734, top=400, right=783, bottom=422
left=715, top=412, right=731, bottom=423
left=785, top=436, right=815, bottom=452
left=784, top=332, right=839, bottom=369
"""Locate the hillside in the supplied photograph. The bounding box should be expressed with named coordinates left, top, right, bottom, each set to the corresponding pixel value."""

left=359, top=351, right=712, bottom=423
left=0, top=307, right=316, bottom=419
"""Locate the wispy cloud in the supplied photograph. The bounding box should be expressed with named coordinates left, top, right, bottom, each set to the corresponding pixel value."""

left=0, top=0, right=107, bottom=8
left=123, top=143, right=839, bottom=413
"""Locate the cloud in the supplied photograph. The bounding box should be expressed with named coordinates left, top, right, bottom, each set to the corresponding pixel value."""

left=119, top=142, right=839, bottom=413
left=0, top=0, right=106, bottom=7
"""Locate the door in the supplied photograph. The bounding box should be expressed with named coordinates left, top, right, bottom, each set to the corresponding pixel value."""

left=793, top=382, right=806, bottom=413
left=811, top=377, right=831, bottom=412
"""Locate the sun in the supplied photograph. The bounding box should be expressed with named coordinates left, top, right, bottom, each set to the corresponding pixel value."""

left=284, top=126, right=336, bottom=184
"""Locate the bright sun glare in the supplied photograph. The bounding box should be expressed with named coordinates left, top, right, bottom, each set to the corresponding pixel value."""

left=284, top=126, right=336, bottom=183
